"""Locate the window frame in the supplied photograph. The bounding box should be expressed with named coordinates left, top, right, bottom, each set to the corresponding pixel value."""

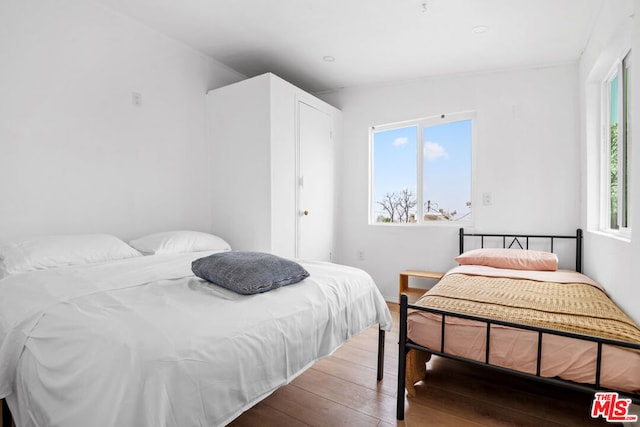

left=369, top=111, right=475, bottom=226
left=601, top=51, right=632, bottom=238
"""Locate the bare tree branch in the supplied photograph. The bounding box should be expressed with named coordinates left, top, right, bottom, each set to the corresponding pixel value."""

left=397, top=188, right=417, bottom=222
left=377, top=193, right=398, bottom=222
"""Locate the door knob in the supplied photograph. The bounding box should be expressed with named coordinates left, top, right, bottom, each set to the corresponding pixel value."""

left=303, top=210, right=309, bottom=216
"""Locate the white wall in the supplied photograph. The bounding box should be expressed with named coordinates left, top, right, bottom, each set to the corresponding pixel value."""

left=579, top=0, right=640, bottom=323
left=4, top=0, right=633, bottom=322
left=320, top=65, right=581, bottom=302
left=0, top=0, right=244, bottom=241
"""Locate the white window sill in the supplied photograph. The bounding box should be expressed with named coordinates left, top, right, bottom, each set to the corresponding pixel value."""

left=589, top=229, right=632, bottom=243
left=369, top=220, right=473, bottom=228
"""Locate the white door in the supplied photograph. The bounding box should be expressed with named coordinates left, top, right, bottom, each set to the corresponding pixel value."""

left=297, top=101, right=334, bottom=261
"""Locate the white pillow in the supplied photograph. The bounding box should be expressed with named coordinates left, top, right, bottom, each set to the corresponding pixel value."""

left=0, top=234, right=142, bottom=276
left=129, top=231, right=231, bottom=255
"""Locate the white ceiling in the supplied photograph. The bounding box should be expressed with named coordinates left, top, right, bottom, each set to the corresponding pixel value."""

left=94, top=0, right=605, bottom=93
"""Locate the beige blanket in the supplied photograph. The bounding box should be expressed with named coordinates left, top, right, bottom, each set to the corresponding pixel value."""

left=404, top=269, right=640, bottom=397
left=415, top=272, right=640, bottom=344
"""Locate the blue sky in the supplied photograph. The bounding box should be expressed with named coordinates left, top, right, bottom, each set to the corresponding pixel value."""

left=373, top=119, right=472, bottom=220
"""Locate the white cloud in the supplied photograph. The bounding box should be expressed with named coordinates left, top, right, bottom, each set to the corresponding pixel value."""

left=424, top=141, right=448, bottom=160
left=392, top=137, right=408, bottom=147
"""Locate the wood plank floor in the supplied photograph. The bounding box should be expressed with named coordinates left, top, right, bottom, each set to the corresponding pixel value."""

left=231, top=303, right=623, bottom=427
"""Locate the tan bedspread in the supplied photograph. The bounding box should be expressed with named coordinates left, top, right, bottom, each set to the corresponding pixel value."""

left=405, top=268, right=640, bottom=397
left=415, top=272, right=640, bottom=345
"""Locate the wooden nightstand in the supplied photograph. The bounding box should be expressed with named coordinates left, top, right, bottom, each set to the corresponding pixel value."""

left=399, top=270, right=444, bottom=301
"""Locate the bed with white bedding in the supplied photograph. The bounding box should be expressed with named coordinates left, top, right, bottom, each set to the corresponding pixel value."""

left=0, top=233, right=392, bottom=427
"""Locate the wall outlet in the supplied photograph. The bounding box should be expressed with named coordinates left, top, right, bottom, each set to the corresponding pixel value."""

left=357, top=250, right=365, bottom=261
left=132, top=92, right=142, bottom=107
left=482, top=192, right=493, bottom=206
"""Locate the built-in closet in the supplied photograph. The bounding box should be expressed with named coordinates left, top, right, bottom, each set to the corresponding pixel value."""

left=206, top=73, right=341, bottom=261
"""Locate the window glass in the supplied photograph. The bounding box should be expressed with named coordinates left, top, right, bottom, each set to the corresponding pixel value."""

left=609, top=74, right=619, bottom=229
left=603, top=51, right=631, bottom=235
left=423, top=120, right=472, bottom=221
left=372, top=126, right=417, bottom=223
left=370, top=113, right=474, bottom=225
left=623, top=55, right=631, bottom=228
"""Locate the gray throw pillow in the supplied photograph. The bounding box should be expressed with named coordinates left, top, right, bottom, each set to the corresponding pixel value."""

left=191, top=251, right=310, bottom=295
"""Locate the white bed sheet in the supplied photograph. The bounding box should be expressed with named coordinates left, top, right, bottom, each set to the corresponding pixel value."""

left=0, top=252, right=392, bottom=427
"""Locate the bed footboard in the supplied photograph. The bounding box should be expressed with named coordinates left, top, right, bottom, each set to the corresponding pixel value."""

left=396, top=294, right=640, bottom=420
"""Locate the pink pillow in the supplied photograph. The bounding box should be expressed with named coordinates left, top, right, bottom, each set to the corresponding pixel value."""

left=455, top=248, right=558, bottom=271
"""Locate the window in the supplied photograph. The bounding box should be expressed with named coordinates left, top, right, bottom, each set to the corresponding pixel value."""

left=370, top=112, right=473, bottom=224
left=602, top=51, right=631, bottom=234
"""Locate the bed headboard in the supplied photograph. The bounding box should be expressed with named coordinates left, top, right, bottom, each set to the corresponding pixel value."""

left=459, top=228, right=583, bottom=273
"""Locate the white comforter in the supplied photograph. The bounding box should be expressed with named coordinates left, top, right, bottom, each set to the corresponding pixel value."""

left=0, top=253, right=391, bottom=427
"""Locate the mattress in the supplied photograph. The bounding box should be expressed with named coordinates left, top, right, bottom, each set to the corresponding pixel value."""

left=0, top=252, right=392, bottom=427
left=407, top=266, right=640, bottom=394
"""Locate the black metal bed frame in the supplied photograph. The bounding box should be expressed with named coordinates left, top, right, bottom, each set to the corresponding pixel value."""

left=377, top=327, right=385, bottom=381
left=396, top=228, right=640, bottom=420
left=2, top=399, right=10, bottom=427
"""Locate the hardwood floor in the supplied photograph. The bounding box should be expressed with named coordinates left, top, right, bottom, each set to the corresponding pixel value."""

left=231, top=303, right=622, bottom=427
